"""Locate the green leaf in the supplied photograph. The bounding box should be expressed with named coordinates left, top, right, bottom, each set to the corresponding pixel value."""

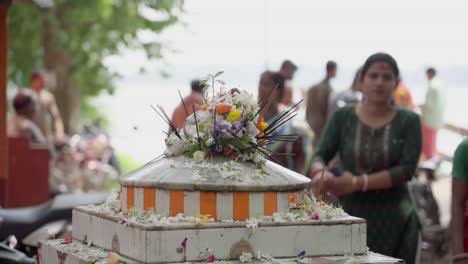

left=216, top=80, right=226, bottom=85
left=8, top=0, right=184, bottom=131
left=214, top=71, right=224, bottom=78
left=199, top=79, right=209, bottom=86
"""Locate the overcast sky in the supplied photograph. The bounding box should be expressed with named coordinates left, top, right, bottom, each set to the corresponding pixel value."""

left=108, top=0, right=468, bottom=76
left=167, top=0, right=467, bottom=67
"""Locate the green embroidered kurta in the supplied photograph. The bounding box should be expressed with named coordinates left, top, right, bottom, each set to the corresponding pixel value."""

left=312, top=106, right=422, bottom=263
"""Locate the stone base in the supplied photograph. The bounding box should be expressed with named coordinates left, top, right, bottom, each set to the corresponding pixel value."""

left=72, top=207, right=368, bottom=263
left=39, top=239, right=403, bottom=264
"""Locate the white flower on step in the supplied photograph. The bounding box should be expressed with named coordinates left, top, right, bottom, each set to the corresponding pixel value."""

left=272, top=212, right=286, bottom=223
left=246, top=217, right=259, bottom=229
left=284, top=212, right=297, bottom=221
left=192, top=170, right=208, bottom=183
left=193, top=151, right=206, bottom=162
left=239, top=252, right=253, bottom=263
left=158, top=217, right=171, bottom=225
left=256, top=250, right=275, bottom=262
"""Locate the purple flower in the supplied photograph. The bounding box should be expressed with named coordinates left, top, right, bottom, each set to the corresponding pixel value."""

left=213, top=120, right=232, bottom=134
left=297, top=250, right=306, bottom=258
left=229, top=118, right=246, bottom=137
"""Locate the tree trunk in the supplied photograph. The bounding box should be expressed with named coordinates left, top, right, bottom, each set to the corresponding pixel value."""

left=42, top=12, right=80, bottom=134
left=51, top=53, right=80, bottom=134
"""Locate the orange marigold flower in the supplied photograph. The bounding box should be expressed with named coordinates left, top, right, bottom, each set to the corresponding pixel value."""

left=256, top=116, right=268, bottom=132
left=216, top=104, right=232, bottom=115
left=256, top=116, right=264, bottom=130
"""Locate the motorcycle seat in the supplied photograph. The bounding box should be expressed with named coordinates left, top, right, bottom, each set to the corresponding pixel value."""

left=0, top=192, right=108, bottom=241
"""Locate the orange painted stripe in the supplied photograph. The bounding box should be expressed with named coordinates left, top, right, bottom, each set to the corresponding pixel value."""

left=127, top=187, right=135, bottom=210
left=144, top=188, right=156, bottom=211
left=264, top=192, right=278, bottom=216
left=170, top=191, right=185, bottom=216
left=233, top=192, right=249, bottom=220
left=200, top=192, right=217, bottom=219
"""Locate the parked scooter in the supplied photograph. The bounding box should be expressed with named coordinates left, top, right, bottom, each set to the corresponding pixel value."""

left=0, top=192, right=108, bottom=262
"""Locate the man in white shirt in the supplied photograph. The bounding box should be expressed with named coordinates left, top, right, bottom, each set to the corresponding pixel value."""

left=420, top=67, right=447, bottom=160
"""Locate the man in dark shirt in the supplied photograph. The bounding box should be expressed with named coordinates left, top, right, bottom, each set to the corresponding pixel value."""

left=306, top=60, right=337, bottom=146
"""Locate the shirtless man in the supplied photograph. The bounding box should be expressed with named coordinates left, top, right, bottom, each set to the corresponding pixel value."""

left=30, top=71, right=65, bottom=144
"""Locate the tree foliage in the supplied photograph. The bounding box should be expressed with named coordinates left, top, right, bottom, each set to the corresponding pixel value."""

left=8, top=0, right=184, bottom=130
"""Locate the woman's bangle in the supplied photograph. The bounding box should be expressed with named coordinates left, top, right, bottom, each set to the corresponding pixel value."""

left=362, top=173, right=368, bottom=192
left=351, top=176, right=358, bottom=191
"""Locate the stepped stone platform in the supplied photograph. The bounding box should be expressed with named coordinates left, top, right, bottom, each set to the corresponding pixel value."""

left=39, top=239, right=402, bottom=263
left=39, top=157, right=401, bottom=263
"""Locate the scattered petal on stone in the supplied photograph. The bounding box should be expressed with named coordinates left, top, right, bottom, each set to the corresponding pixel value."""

left=61, top=237, right=73, bottom=244
left=313, top=213, right=320, bottom=220
left=246, top=217, right=259, bottom=229
left=181, top=238, right=188, bottom=248
left=297, top=250, right=306, bottom=258
left=108, top=252, right=120, bottom=264
left=208, top=255, right=216, bottom=262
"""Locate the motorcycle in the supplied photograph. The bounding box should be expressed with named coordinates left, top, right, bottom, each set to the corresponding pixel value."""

left=0, top=192, right=108, bottom=263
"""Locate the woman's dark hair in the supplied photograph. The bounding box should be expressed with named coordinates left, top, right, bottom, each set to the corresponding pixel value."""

left=13, top=90, right=34, bottom=113
left=270, top=72, right=285, bottom=91
left=360, top=53, right=399, bottom=81
left=260, top=71, right=285, bottom=102
left=351, top=67, right=363, bottom=88
left=270, top=71, right=285, bottom=100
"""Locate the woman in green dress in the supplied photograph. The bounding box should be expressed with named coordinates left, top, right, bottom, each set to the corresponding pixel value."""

left=310, top=53, right=422, bottom=263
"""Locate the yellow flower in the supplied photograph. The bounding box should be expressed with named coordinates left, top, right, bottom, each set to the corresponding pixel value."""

left=260, top=121, right=268, bottom=131
left=226, top=109, right=242, bottom=123
left=197, top=214, right=211, bottom=223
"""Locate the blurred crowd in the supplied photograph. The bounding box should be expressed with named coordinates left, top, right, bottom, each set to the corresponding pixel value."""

left=7, top=72, right=120, bottom=195
left=171, top=53, right=466, bottom=263
left=7, top=52, right=467, bottom=263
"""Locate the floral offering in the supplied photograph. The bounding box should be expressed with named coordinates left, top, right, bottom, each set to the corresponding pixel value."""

left=161, top=72, right=298, bottom=168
